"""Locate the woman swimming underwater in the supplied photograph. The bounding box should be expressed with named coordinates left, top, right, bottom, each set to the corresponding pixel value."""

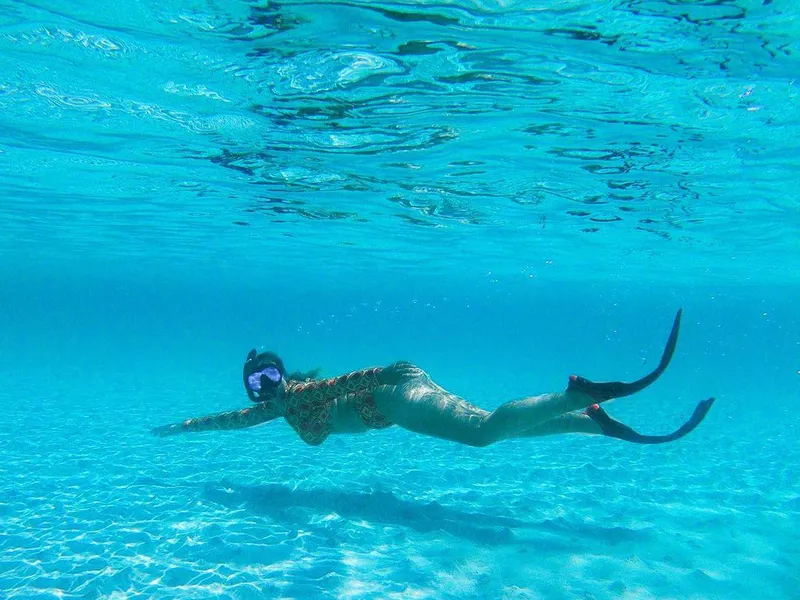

left=152, top=309, right=715, bottom=447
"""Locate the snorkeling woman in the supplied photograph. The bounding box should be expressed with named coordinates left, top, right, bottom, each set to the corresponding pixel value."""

left=151, top=309, right=715, bottom=447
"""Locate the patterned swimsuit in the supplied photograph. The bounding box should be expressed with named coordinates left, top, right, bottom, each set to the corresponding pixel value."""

left=159, top=367, right=393, bottom=443
left=283, top=367, right=393, bottom=446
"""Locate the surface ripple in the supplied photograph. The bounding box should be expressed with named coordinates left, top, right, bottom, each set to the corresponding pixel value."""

left=0, top=0, right=798, bottom=282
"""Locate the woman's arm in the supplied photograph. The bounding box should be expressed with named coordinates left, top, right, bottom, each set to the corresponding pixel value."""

left=151, top=402, right=279, bottom=437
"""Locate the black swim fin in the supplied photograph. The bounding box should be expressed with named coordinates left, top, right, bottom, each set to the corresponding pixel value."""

left=567, top=309, right=682, bottom=402
left=585, top=398, right=715, bottom=444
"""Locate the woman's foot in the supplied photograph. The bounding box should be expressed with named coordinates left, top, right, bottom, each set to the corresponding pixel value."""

left=567, top=309, right=683, bottom=402
left=584, top=399, right=715, bottom=444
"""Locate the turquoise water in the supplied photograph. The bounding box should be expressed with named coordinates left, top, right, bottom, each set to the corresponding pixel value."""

left=1, top=1, right=799, bottom=598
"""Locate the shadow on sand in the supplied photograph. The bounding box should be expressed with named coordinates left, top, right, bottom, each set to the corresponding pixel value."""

left=201, top=481, right=650, bottom=548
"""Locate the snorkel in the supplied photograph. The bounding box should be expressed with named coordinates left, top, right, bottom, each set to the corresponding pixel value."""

left=243, top=349, right=286, bottom=402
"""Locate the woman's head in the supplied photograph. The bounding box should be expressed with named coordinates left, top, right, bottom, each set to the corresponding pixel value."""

left=243, top=349, right=288, bottom=404
left=242, top=349, right=322, bottom=411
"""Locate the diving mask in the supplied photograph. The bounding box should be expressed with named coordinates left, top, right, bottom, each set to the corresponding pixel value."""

left=243, top=349, right=285, bottom=402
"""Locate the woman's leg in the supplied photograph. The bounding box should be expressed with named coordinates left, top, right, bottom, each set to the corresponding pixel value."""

left=372, top=381, right=597, bottom=446
left=372, top=309, right=713, bottom=446
left=374, top=378, right=714, bottom=447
